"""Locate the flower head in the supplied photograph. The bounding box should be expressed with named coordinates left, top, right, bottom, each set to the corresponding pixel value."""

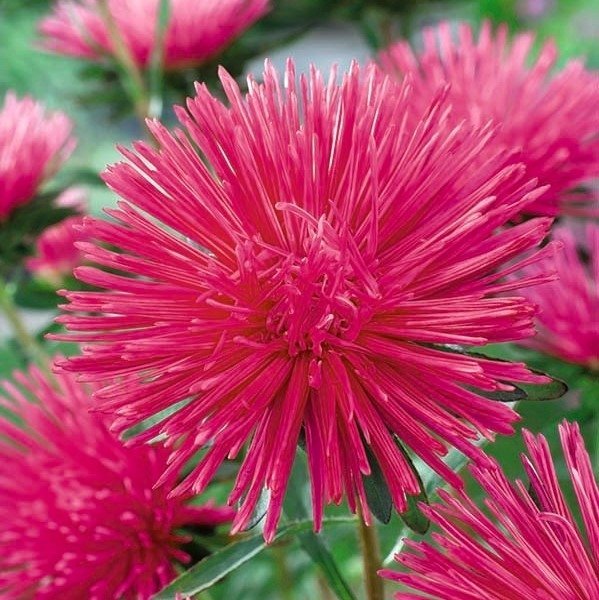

left=26, top=215, right=88, bottom=285
left=0, top=92, right=75, bottom=221
left=382, top=421, right=599, bottom=599
left=519, top=223, right=599, bottom=370
left=58, top=61, right=554, bottom=541
left=39, top=0, right=270, bottom=70
left=379, top=21, right=599, bottom=217
left=0, top=365, right=233, bottom=599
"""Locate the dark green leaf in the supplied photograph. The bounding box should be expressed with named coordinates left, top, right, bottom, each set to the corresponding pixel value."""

left=14, top=278, right=60, bottom=310
left=517, top=372, right=568, bottom=401
left=362, top=444, right=393, bottom=524
left=395, top=439, right=430, bottom=534
left=152, top=518, right=353, bottom=599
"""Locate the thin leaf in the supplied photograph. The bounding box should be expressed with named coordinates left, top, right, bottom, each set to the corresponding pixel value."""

left=395, top=439, right=430, bottom=534
left=362, top=444, right=393, bottom=524
left=284, top=453, right=358, bottom=600
left=517, top=373, right=568, bottom=401
left=152, top=518, right=354, bottom=599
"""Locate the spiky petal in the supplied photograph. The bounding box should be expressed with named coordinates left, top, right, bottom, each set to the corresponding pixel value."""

left=0, top=365, right=233, bottom=599
left=57, top=60, right=554, bottom=541
left=0, top=92, right=75, bottom=221
left=39, top=0, right=270, bottom=70
left=382, top=421, right=599, bottom=599
left=379, top=21, right=599, bottom=217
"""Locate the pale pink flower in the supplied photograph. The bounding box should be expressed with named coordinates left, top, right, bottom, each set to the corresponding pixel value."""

left=39, top=0, right=270, bottom=70
left=0, top=93, right=75, bottom=221
left=0, top=365, right=234, bottom=599
left=58, top=61, right=554, bottom=541
left=382, top=421, right=599, bottom=599
left=379, top=21, right=599, bottom=217
left=519, top=223, right=599, bottom=370
left=26, top=215, right=88, bottom=285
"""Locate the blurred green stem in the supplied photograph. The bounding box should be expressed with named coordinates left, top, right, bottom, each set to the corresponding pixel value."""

left=272, top=542, right=294, bottom=600
left=97, top=0, right=154, bottom=135
left=0, top=276, right=48, bottom=367
left=356, top=507, right=384, bottom=600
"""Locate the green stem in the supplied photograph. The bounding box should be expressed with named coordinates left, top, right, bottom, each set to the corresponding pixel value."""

left=272, top=542, right=294, bottom=600
left=0, top=277, right=48, bottom=367
left=356, top=508, right=384, bottom=600
left=97, top=0, right=153, bottom=135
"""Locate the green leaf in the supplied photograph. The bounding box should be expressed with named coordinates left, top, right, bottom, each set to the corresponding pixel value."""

left=395, top=439, right=430, bottom=534
left=362, top=444, right=393, bottom=524
left=14, top=277, right=60, bottom=310
left=242, top=487, right=270, bottom=531
left=284, top=452, right=358, bottom=600
left=517, top=372, right=568, bottom=401
left=152, top=518, right=354, bottom=599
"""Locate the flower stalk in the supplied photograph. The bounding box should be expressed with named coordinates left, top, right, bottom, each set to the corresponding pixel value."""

left=0, top=276, right=48, bottom=367
left=357, top=508, right=384, bottom=600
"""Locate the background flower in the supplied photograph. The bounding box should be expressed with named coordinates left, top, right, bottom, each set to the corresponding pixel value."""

left=25, top=215, right=88, bottom=286
left=518, top=223, right=598, bottom=370
left=0, top=364, right=233, bottom=599
left=0, top=92, right=75, bottom=221
left=39, top=0, right=270, bottom=70
left=379, top=21, right=599, bottom=217
left=57, top=61, right=556, bottom=541
left=382, top=420, right=599, bottom=599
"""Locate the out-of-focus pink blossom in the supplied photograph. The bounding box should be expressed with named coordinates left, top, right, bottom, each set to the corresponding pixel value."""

left=0, top=93, right=75, bottom=221
left=53, top=185, right=89, bottom=213
left=519, top=223, right=598, bottom=370
left=0, top=364, right=234, bottom=599
left=379, top=21, right=599, bottom=217
left=57, top=60, right=555, bottom=541
left=382, top=421, right=599, bottom=599
left=26, top=215, right=88, bottom=285
left=39, top=0, right=270, bottom=70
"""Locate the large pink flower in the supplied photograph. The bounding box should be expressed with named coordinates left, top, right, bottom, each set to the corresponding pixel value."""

left=0, top=365, right=234, bottom=599
left=379, top=21, right=599, bottom=217
left=0, top=92, right=75, bottom=221
left=518, top=223, right=599, bottom=370
left=58, top=61, right=555, bottom=541
left=39, top=0, right=270, bottom=70
left=382, top=421, right=599, bottom=599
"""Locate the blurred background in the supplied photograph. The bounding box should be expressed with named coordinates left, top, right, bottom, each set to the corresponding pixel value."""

left=0, top=1, right=597, bottom=598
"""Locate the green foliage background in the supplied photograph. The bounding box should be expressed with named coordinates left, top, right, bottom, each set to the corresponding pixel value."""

left=0, top=0, right=597, bottom=598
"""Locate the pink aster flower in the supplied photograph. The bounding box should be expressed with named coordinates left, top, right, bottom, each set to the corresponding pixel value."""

left=0, top=92, right=75, bottom=221
left=379, top=21, right=599, bottom=217
left=26, top=215, right=88, bottom=285
left=382, top=421, right=599, bottom=599
left=0, top=365, right=234, bottom=599
left=39, top=0, right=270, bottom=71
left=518, top=223, right=599, bottom=370
left=57, top=60, right=555, bottom=542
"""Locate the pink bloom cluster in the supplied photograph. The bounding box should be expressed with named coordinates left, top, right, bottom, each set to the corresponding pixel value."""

left=39, top=0, right=270, bottom=70
left=520, top=223, right=599, bottom=370
left=58, top=60, right=556, bottom=541
left=382, top=421, right=599, bottom=599
left=0, top=365, right=233, bottom=599
left=379, top=21, right=599, bottom=217
left=0, top=93, right=75, bottom=221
